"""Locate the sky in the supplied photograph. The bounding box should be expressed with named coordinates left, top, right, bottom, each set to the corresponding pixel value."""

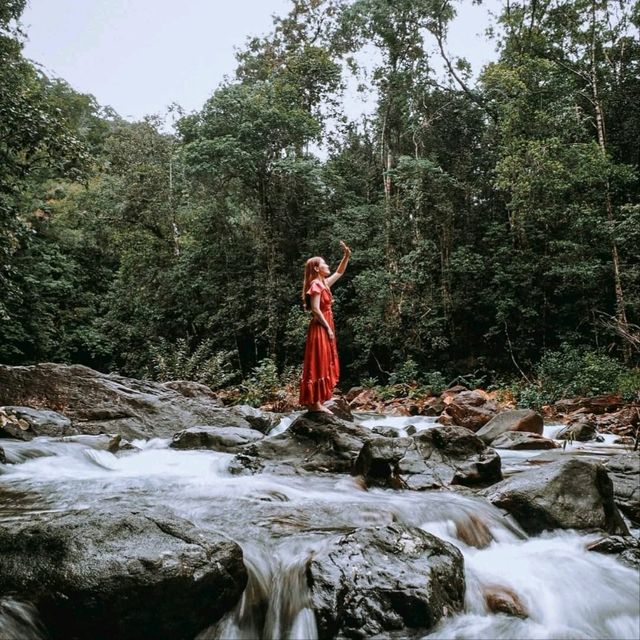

left=20, top=0, right=502, bottom=122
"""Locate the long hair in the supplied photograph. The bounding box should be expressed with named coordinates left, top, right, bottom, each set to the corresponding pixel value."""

left=301, top=256, right=323, bottom=311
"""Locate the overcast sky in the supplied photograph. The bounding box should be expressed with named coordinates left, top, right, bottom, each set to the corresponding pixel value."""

left=21, top=0, right=502, bottom=122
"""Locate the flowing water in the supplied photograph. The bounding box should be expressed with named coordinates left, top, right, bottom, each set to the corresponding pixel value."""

left=0, top=415, right=638, bottom=639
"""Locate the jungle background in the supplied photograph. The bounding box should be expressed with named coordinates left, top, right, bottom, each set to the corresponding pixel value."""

left=1, top=0, right=639, bottom=407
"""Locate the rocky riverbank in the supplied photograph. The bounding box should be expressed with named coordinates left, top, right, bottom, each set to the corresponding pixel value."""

left=0, top=363, right=638, bottom=639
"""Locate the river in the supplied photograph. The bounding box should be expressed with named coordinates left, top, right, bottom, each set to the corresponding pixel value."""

left=0, top=415, right=638, bottom=639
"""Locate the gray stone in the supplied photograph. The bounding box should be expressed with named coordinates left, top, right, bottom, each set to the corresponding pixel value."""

left=587, top=535, right=640, bottom=568
left=482, top=458, right=628, bottom=535
left=606, top=453, right=640, bottom=525
left=0, top=507, right=246, bottom=640
left=171, top=426, right=264, bottom=452
left=556, top=420, right=597, bottom=442
left=476, top=409, right=543, bottom=444
left=490, top=431, right=558, bottom=450
left=229, top=405, right=281, bottom=434
left=308, top=524, right=465, bottom=639
left=353, top=426, right=502, bottom=490
left=241, top=412, right=371, bottom=474
left=0, top=364, right=241, bottom=440
left=0, top=406, right=75, bottom=440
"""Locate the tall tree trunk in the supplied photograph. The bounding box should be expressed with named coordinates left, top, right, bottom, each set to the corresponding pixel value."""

left=590, top=0, right=631, bottom=361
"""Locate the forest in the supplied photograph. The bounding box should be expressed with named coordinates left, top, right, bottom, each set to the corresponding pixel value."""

left=1, top=0, right=639, bottom=405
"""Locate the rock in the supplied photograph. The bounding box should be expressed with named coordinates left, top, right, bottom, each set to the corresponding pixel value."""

left=370, top=425, right=400, bottom=438
left=228, top=405, right=281, bottom=434
left=490, top=431, right=558, bottom=450
left=438, top=391, right=498, bottom=431
left=605, top=453, right=640, bottom=525
left=0, top=447, right=5, bottom=464
left=0, top=507, right=246, bottom=640
left=554, top=394, right=624, bottom=415
left=0, top=364, right=240, bottom=440
left=160, top=380, right=219, bottom=399
left=58, top=434, right=123, bottom=453
left=556, top=419, right=597, bottom=442
left=353, top=426, right=502, bottom=490
left=324, top=396, right=354, bottom=421
left=348, top=389, right=379, bottom=410
left=484, top=586, right=528, bottom=619
left=587, top=535, right=640, bottom=568
left=308, top=524, right=465, bottom=639
left=482, top=458, right=628, bottom=535
left=454, top=514, right=494, bottom=549
left=0, top=406, right=75, bottom=440
left=476, top=410, right=543, bottom=444
left=240, top=413, right=371, bottom=474
left=171, top=426, right=264, bottom=452
left=345, top=386, right=364, bottom=402
left=423, top=397, right=446, bottom=416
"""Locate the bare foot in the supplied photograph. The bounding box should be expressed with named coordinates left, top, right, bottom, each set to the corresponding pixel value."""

left=308, top=403, right=334, bottom=414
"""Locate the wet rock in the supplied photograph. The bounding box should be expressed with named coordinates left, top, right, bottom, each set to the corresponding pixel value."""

left=345, top=386, right=364, bottom=402
left=58, top=433, right=122, bottom=453
left=0, top=406, right=75, bottom=440
left=438, top=391, right=498, bottom=432
left=475, top=410, right=543, bottom=445
left=308, top=524, right=465, bottom=639
left=0, top=447, right=5, bottom=464
left=370, top=425, right=400, bottom=438
left=484, top=586, right=528, bottom=619
left=482, top=458, right=628, bottom=535
left=171, top=426, right=264, bottom=452
left=490, top=431, right=558, bottom=450
left=240, top=413, right=371, bottom=474
left=553, top=394, right=624, bottom=415
left=161, top=380, right=219, bottom=399
left=454, top=514, right=494, bottom=549
left=587, top=535, right=640, bottom=568
left=0, top=507, right=247, bottom=640
left=0, top=364, right=230, bottom=440
left=353, top=426, right=502, bottom=490
left=423, top=397, right=446, bottom=416
left=229, top=405, right=280, bottom=434
left=556, top=419, right=597, bottom=442
left=605, top=453, right=640, bottom=525
left=324, top=396, right=354, bottom=422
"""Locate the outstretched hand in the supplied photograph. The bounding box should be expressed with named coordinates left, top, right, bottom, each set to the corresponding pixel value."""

left=340, top=240, right=352, bottom=257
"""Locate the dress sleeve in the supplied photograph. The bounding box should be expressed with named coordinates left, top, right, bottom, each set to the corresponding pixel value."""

left=306, top=281, right=324, bottom=297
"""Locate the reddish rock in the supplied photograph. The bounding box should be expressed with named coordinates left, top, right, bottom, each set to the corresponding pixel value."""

left=439, top=391, right=498, bottom=432
left=476, top=409, right=543, bottom=444
left=484, top=586, right=528, bottom=619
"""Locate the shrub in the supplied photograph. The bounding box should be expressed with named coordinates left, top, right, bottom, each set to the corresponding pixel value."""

left=148, top=338, right=240, bottom=390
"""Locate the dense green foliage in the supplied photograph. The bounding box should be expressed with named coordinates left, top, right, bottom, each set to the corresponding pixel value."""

left=1, top=0, right=638, bottom=398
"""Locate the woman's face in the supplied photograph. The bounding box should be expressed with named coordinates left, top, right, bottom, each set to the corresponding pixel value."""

left=316, top=259, right=330, bottom=277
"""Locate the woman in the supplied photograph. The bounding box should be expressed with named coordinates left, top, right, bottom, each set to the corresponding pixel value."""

left=299, top=241, right=352, bottom=413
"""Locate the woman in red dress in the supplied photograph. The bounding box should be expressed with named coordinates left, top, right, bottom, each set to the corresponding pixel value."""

left=299, top=241, right=352, bottom=413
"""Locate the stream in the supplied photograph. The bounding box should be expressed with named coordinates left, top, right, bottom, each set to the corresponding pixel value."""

left=0, top=415, right=638, bottom=639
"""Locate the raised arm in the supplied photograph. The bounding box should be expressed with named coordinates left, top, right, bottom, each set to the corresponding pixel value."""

left=326, top=241, right=352, bottom=288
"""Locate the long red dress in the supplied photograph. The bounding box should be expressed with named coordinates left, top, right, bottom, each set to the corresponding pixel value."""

left=299, top=280, right=340, bottom=405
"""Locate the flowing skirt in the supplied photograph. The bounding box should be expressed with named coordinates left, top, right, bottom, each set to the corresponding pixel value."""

left=299, top=314, right=339, bottom=405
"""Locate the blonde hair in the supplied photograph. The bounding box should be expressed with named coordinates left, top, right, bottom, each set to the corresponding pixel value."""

left=301, top=256, right=323, bottom=311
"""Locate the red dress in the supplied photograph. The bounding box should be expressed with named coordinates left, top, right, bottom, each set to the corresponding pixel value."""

left=299, top=280, right=340, bottom=405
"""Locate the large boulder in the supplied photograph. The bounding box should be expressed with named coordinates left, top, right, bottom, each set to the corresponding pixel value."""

left=605, top=453, right=640, bottom=525
left=438, top=391, right=498, bottom=431
left=475, top=409, right=543, bottom=444
left=0, top=508, right=246, bottom=640
left=240, top=413, right=371, bottom=474
left=308, top=524, right=465, bottom=639
left=0, top=406, right=75, bottom=440
left=0, top=364, right=236, bottom=440
left=171, top=426, right=264, bottom=452
left=353, top=426, right=502, bottom=490
left=482, top=458, right=628, bottom=535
